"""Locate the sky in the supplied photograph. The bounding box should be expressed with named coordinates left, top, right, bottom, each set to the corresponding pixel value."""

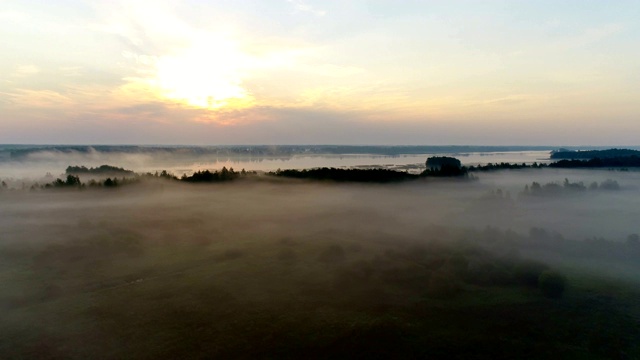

left=1, top=0, right=639, bottom=145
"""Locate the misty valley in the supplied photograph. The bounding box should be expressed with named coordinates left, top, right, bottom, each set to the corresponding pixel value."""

left=1, top=149, right=640, bottom=359
left=6, top=0, right=640, bottom=357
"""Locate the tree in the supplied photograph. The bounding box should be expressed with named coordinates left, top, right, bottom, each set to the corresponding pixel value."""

left=65, top=175, right=81, bottom=186
left=425, top=156, right=462, bottom=170
left=104, top=178, right=117, bottom=187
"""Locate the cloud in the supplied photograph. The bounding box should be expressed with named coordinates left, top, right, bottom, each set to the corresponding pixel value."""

left=0, top=10, right=26, bottom=22
left=59, top=66, right=84, bottom=77
left=465, top=94, right=542, bottom=107
left=3, top=89, right=73, bottom=108
left=287, top=0, right=326, bottom=17
left=13, top=65, right=40, bottom=77
left=574, top=23, right=624, bottom=47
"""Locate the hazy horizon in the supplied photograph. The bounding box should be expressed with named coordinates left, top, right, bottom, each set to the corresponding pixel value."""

left=1, top=143, right=639, bottom=149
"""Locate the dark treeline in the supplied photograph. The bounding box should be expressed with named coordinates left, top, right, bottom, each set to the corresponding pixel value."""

left=33, top=165, right=466, bottom=189
left=181, top=167, right=254, bottom=182
left=271, top=167, right=419, bottom=182
left=421, top=165, right=468, bottom=177
left=468, top=162, right=546, bottom=171
left=46, top=174, right=82, bottom=188
left=271, top=162, right=470, bottom=182
left=44, top=175, right=136, bottom=189
left=271, top=156, right=469, bottom=182
left=38, top=167, right=256, bottom=189
left=551, top=148, right=640, bottom=159
left=269, top=161, right=544, bottom=182
left=470, top=148, right=640, bottom=171
left=469, top=155, right=640, bottom=172
left=66, top=165, right=135, bottom=176
left=549, top=156, right=640, bottom=168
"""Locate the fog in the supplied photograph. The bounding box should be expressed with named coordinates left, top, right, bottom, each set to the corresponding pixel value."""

left=1, top=166, right=639, bottom=358
left=0, top=146, right=553, bottom=180
left=4, top=168, right=639, bottom=242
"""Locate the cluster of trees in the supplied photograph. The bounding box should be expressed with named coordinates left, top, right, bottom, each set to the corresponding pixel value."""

left=549, top=156, right=640, bottom=168
left=420, top=166, right=467, bottom=177
left=421, top=159, right=552, bottom=175
left=550, top=148, right=640, bottom=160
left=419, top=157, right=466, bottom=177
left=521, top=178, right=620, bottom=197
left=546, top=148, right=640, bottom=168
left=522, top=226, right=640, bottom=263
left=43, top=175, right=137, bottom=189
left=65, top=165, right=134, bottom=176
left=181, top=167, right=248, bottom=183
left=31, top=166, right=259, bottom=190
left=45, top=175, right=82, bottom=188
left=271, top=157, right=471, bottom=183
left=352, top=236, right=567, bottom=300
left=425, top=156, right=461, bottom=170
left=422, top=156, right=468, bottom=177
left=460, top=224, right=640, bottom=295
left=461, top=225, right=640, bottom=295
left=468, top=162, right=545, bottom=171
left=461, top=156, right=640, bottom=173
left=270, top=167, right=419, bottom=182
left=146, top=170, right=179, bottom=180
left=463, top=149, right=640, bottom=173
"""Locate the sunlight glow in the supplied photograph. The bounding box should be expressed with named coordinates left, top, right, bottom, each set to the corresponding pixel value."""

left=152, top=34, right=254, bottom=110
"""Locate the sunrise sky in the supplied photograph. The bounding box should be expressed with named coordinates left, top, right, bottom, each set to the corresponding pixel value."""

left=1, top=0, right=639, bottom=145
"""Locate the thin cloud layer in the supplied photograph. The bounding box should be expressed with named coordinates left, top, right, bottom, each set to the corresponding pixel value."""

left=1, top=1, right=639, bottom=144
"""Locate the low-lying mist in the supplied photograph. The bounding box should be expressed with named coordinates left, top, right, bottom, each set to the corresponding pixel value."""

left=1, top=168, right=639, bottom=358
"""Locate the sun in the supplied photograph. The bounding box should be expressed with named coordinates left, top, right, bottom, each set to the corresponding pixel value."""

left=153, top=34, right=254, bottom=110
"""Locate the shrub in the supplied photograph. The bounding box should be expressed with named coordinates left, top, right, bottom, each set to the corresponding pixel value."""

left=538, top=270, right=566, bottom=298
left=427, top=270, right=461, bottom=299
left=318, top=244, right=345, bottom=263
left=514, top=260, right=549, bottom=287
left=277, top=247, right=297, bottom=265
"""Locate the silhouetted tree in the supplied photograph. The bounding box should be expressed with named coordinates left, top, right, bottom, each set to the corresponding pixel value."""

left=425, top=156, right=461, bottom=170
left=65, top=174, right=81, bottom=186
left=104, top=178, right=117, bottom=187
